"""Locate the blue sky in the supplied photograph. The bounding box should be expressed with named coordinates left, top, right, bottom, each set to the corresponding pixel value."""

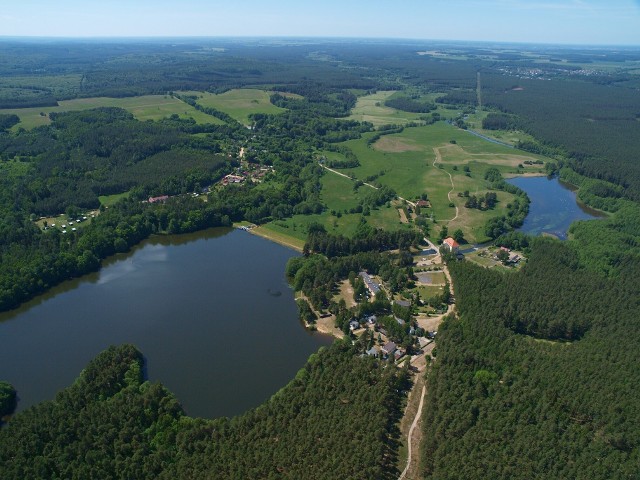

left=1, top=0, right=639, bottom=45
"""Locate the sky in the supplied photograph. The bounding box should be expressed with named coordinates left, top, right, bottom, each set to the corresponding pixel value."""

left=1, top=0, right=639, bottom=46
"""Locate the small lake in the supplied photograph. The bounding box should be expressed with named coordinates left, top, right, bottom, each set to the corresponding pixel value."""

left=0, top=228, right=331, bottom=419
left=507, top=176, right=606, bottom=239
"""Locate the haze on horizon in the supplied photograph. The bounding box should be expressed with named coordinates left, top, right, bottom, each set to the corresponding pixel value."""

left=1, top=0, right=639, bottom=46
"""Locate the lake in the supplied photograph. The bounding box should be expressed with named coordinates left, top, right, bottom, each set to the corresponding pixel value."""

left=0, top=228, right=332, bottom=419
left=507, top=176, right=606, bottom=239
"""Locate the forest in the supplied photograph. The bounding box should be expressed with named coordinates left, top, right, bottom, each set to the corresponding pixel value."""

left=1, top=38, right=640, bottom=479
left=0, top=342, right=409, bottom=479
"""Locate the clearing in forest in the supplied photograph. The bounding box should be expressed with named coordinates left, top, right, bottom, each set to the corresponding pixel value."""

left=0, top=95, right=219, bottom=130
left=182, top=89, right=286, bottom=125
left=347, top=90, right=423, bottom=127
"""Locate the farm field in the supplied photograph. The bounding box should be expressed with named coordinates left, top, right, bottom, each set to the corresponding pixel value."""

left=181, top=89, right=286, bottom=125
left=0, top=95, right=220, bottom=130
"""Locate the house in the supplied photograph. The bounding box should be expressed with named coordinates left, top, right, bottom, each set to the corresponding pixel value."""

left=349, top=320, right=360, bottom=331
left=416, top=199, right=430, bottom=208
left=366, top=315, right=377, bottom=325
left=394, top=349, right=406, bottom=361
left=149, top=195, right=169, bottom=204
left=366, top=346, right=379, bottom=357
left=442, top=237, right=460, bottom=253
left=382, top=341, right=397, bottom=356
left=359, top=271, right=381, bottom=296
left=394, top=299, right=411, bottom=308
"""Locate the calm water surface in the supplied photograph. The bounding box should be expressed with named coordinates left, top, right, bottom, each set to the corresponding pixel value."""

left=0, top=228, right=331, bottom=418
left=508, top=176, right=606, bottom=239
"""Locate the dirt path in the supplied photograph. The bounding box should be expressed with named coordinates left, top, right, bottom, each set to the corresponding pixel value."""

left=432, top=147, right=459, bottom=223
left=320, top=163, right=415, bottom=207
left=399, top=382, right=427, bottom=480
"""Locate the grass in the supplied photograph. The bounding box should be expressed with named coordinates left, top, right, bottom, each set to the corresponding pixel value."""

left=0, top=95, right=220, bottom=130
left=261, top=171, right=413, bottom=246
left=330, top=121, right=552, bottom=243
left=347, top=91, right=423, bottom=127
left=99, top=191, right=132, bottom=207
left=181, top=89, right=286, bottom=125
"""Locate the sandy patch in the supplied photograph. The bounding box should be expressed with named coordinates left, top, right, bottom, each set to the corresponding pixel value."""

left=315, top=314, right=344, bottom=339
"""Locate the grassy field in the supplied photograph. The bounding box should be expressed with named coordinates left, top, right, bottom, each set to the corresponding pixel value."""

left=181, top=89, right=286, bottom=125
left=0, top=95, right=220, bottom=130
left=99, top=191, right=131, bottom=207
left=346, top=91, right=424, bottom=127
left=262, top=170, right=413, bottom=245
left=330, top=122, right=549, bottom=243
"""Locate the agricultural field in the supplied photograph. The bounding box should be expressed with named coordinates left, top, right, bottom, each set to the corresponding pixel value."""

left=181, top=89, right=286, bottom=125
left=0, top=95, right=220, bottom=130
left=333, top=121, right=548, bottom=242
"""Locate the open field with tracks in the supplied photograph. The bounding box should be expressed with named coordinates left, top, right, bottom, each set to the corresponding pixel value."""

left=0, top=95, right=220, bottom=130
left=181, top=89, right=286, bottom=124
left=332, top=122, right=548, bottom=242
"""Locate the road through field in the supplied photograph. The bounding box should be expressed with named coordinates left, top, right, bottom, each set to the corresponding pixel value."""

left=432, top=147, right=459, bottom=223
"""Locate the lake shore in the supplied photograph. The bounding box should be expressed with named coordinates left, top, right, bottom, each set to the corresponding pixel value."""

left=249, top=226, right=304, bottom=252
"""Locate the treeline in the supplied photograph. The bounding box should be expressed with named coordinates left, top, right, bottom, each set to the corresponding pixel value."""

left=0, top=383, right=16, bottom=418
left=482, top=168, right=530, bottom=239
left=0, top=114, right=19, bottom=132
left=0, top=196, right=231, bottom=312
left=482, top=72, right=640, bottom=200
left=385, top=96, right=435, bottom=113
left=482, top=112, right=520, bottom=130
left=421, top=238, right=640, bottom=478
left=305, top=224, right=421, bottom=258
left=435, top=89, right=477, bottom=106
left=0, top=342, right=407, bottom=479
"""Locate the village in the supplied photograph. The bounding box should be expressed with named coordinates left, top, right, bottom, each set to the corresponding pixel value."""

left=305, top=234, right=526, bottom=373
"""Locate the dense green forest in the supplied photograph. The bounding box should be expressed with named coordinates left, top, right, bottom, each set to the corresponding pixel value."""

left=0, top=342, right=409, bottom=479
left=421, top=238, right=640, bottom=479
left=1, top=39, right=640, bottom=479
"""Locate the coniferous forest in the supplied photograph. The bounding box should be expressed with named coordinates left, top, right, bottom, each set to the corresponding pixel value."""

left=0, top=39, right=639, bottom=478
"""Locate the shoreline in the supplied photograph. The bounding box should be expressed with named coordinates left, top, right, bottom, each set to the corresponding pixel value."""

left=249, top=226, right=304, bottom=253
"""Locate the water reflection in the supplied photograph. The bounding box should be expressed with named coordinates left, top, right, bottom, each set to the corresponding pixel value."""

left=0, top=228, right=331, bottom=418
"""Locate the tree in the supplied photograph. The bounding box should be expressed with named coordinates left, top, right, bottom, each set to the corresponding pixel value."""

left=438, top=225, right=449, bottom=242
left=496, top=248, right=509, bottom=264
left=452, top=229, right=464, bottom=243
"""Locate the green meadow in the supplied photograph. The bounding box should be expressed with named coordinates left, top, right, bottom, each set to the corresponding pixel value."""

left=347, top=91, right=424, bottom=127
left=182, top=89, right=286, bottom=125
left=264, top=170, right=412, bottom=243
left=0, top=95, right=220, bottom=130
left=332, top=122, right=548, bottom=242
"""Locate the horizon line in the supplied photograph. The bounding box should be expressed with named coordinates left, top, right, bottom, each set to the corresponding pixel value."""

left=0, top=35, right=638, bottom=49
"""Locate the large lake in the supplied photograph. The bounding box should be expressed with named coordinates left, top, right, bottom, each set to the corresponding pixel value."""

left=0, top=228, right=331, bottom=419
left=508, top=176, right=606, bottom=239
